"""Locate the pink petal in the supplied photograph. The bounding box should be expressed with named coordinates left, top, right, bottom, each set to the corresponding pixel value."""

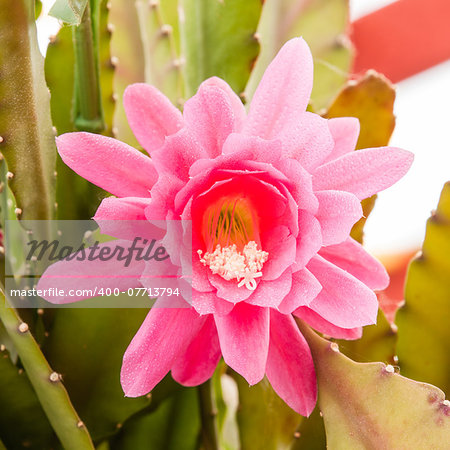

left=278, top=112, right=334, bottom=171
left=171, top=315, right=221, bottom=386
left=183, top=81, right=242, bottom=157
left=214, top=302, right=269, bottom=385
left=200, top=77, right=247, bottom=128
left=145, top=175, right=185, bottom=221
left=274, top=158, right=319, bottom=214
left=37, top=240, right=144, bottom=304
left=56, top=132, right=157, bottom=197
left=246, top=269, right=293, bottom=308
left=94, top=197, right=161, bottom=241
left=121, top=307, right=204, bottom=396
left=319, top=237, right=389, bottom=290
left=313, top=147, right=414, bottom=200
left=261, top=226, right=297, bottom=281
left=307, top=256, right=378, bottom=328
left=244, top=38, right=313, bottom=139
left=152, top=129, right=207, bottom=182
left=123, top=83, right=183, bottom=153
left=294, top=211, right=322, bottom=270
left=191, top=290, right=235, bottom=316
left=94, top=196, right=150, bottom=220
left=294, top=306, right=362, bottom=340
left=315, top=190, right=362, bottom=246
left=209, top=272, right=253, bottom=303
left=278, top=268, right=322, bottom=314
left=266, top=310, right=317, bottom=416
left=322, top=117, right=360, bottom=164
left=221, top=132, right=282, bottom=164
left=192, top=249, right=215, bottom=293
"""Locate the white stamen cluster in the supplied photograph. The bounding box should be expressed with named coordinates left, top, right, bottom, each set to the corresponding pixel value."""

left=198, top=241, right=268, bottom=291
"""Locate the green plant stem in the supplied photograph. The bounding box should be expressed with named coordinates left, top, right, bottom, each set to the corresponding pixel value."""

left=0, top=291, right=94, bottom=450
left=73, top=0, right=105, bottom=132
left=198, top=379, right=219, bottom=450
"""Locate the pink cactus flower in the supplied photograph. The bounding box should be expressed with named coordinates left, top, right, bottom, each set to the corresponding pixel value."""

left=45, top=38, right=413, bottom=416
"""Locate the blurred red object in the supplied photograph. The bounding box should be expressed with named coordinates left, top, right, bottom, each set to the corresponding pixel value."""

left=377, top=250, right=418, bottom=323
left=351, top=0, right=450, bottom=82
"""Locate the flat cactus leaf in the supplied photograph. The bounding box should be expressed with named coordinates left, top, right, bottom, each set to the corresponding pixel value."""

left=135, top=0, right=183, bottom=106
left=246, top=0, right=352, bottom=110
left=230, top=372, right=302, bottom=450
left=0, top=0, right=56, bottom=221
left=396, top=182, right=450, bottom=394
left=325, top=71, right=396, bottom=149
left=0, top=346, right=55, bottom=449
left=179, top=0, right=263, bottom=98
left=49, top=0, right=88, bottom=25
left=109, top=0, right=146, bottom=147
left=291, top=407, right=326, bottom=450
left=110, top=387, right=200, bottom=450
left=338, top=309, right=396, bottom=364
left=324, top=71, right=396, bottom=244
left=298, top=320, right=450, bottom=449
left=42, top=309, right=173, bottom=442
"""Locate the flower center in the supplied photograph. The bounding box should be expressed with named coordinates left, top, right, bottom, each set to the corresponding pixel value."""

left=198, top=196, right=268, bottom=290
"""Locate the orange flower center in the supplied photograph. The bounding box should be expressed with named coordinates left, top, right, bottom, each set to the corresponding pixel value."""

left=198, top=196, right=268, bottom=290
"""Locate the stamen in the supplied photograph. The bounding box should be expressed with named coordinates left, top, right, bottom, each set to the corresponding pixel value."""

left=198, top=241, right=268, bottom=291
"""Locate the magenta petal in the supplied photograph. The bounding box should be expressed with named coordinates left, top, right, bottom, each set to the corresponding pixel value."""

left=121, top=307, right=204, bottom=396
left=171, top=315, right=221, bottom=386
left=278, top=112, right=334, bottom=171
left=244, top=38, right=313, bottom=139
left=278, top=268, right=322, bottom=314
left=315, top=190, right=363, bottom=246
left=184, top=81, right=240, bottom=158
left=123, top=83, right=183, bottom=153
left=294, top=306, right=362, bottom=340
left=319, top=237, right=389, bottom=290
left=37, top=240, right=144, bottom=304
left=56, top=132, right=157, bottom=197
left=266, top=310, right=317, bottom=416
left=214, top=303, right=269, bottom=385
left=323, top=117, right=360, bottom=164
left=307, top=256, right=378, bottom=328
left=313, top=147, right=414, bottom=200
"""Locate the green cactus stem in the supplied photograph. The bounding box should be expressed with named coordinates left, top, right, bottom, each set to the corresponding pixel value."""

left=73, top=0, right=105, bottom=132
left=0, top=291, right=95, bottom=450
left=0, top=0, right=56, bottom=222
left=198, top=379, right=219, bottom=450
